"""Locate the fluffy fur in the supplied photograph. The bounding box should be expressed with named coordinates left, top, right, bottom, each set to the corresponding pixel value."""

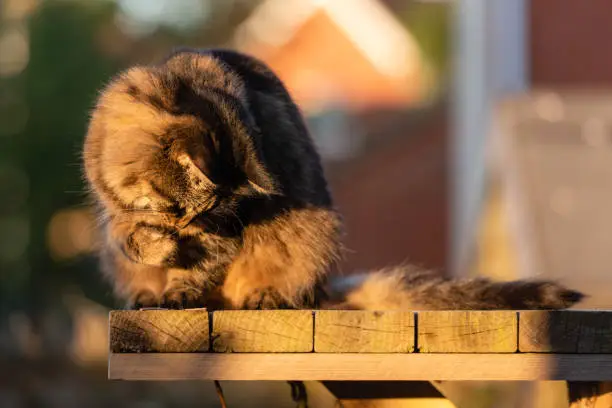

left=323, top=267, right=583, bottom=310
left=83, top=48, right=341, bottom=310
left=82, top=48, right=584, bottom=312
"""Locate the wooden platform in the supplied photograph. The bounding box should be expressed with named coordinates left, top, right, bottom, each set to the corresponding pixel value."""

left=110, top=353, right=612, bottom=381
left=108, top=309, right=612, bottom=407
left=109, top=309, right=612, bottom=381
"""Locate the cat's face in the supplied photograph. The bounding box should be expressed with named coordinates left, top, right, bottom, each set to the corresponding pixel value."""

left=84, top=52, right=276, bottom=228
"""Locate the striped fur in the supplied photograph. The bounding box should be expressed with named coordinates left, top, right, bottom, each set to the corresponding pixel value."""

left=83, top=49, right=341, bottom=309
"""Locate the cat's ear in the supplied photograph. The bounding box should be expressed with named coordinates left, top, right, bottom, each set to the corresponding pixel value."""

left=244, top=157, right=277, bottom=195
left=177, top=152, right=214, bottom=187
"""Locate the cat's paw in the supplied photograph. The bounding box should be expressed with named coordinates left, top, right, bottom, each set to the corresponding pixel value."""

left=222, top=276, right=291, bottom=309
left=242, top=286, right=290, bottom=310
left=125, top=225, right=177, bottom=266
left=160, top=285, right=205, bottom=309
left=127, top=290, right=160, bottom=309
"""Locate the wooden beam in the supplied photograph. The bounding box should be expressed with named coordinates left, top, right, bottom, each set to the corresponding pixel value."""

left=519, top=311, right=612, bottom=353
left=109, top=309, right=209, bottom=353
left=315, top=311, right=414, bottom=353
left=211, top=310, right=313, bottom=352
left=109, top=353, right=612, bottom=381
left=417, top=311, right=517, bottom=353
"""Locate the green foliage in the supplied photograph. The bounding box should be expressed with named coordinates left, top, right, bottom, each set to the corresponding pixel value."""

left=402, top=2, right=451, bottom=83
left=0, top=0, right=257, bottom=316
left=0, top=0, right=121, bottom=312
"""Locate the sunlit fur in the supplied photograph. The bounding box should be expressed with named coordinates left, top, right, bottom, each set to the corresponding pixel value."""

left=323, top=266, right=583, bottom=310
left=82, top=48, right=583, bottom=312
left=83, top=49, right=341, bottom=309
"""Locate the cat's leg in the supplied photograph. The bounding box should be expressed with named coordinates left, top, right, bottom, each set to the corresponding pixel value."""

left=100, top=244, right=167, bottom=309
left=101, top=244, right=218, bottom=310
left=221, top=207, right=341, bottom=309
left=107, top=218, right=236, bottom=309
left=104, top=220, right=217, bottom=309
left=159, top=268, right=224, bottom=309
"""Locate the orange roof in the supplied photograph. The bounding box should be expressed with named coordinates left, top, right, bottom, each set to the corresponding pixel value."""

left=233, top=0, right=429, bottom=112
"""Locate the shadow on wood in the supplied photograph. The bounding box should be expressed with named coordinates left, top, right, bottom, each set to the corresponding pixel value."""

left=522, top=311, right=612, bottom=406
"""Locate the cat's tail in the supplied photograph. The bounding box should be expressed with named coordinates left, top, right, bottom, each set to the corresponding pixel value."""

left=322, top=265, right=585, bottom=311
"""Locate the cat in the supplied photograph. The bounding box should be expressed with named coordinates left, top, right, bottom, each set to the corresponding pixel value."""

left=83, top=48, right=341, bottom=310
left=82, top=48, right=584, bottom=312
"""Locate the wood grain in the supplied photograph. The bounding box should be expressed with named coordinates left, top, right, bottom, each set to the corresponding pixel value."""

left=519, top=311, right=612, bottom=353
left=211, top=310, right=313, bottom=352
left=417, top=311, right=517, bottom=353
left=109, top=309, right=209, bottom=353
left=315, top=311, right=414, bottom=353
left=108, top=353, right=612, bottom=381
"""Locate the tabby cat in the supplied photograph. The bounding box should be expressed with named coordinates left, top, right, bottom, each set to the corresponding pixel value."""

left=82, top=48, right=583, bottom=312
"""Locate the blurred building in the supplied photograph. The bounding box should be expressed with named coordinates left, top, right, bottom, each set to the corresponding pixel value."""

left=463, top=0, right=612, bottom=310
left=530, top=0, right=612, bottom=86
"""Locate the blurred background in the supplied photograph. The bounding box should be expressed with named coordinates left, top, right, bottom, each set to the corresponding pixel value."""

left=1, top=0, right=611, bottom=407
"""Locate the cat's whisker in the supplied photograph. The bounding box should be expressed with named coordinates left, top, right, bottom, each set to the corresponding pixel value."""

left=228, top=208, right=245, bottom=231
left=214, top=224, right=221, bottom=265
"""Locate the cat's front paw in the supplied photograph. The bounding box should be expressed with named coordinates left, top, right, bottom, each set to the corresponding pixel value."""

left=127, top=290, right=160, bottom=309
left=222, top=274, right=291, bottom=309
left=125, top=225, right=177, bottom=266
left=160, top=283, right=205, bottom=309
left=242, top=287, right=290, bottom=310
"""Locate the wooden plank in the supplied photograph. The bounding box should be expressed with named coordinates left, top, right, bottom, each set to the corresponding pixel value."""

left=417, top=311, right=517, bottom=353
left=568, top=382, right=612, bottom=408
left=109, top=353, right=612, bottom=381
left=211, top=310, right=313, bottom=352
left=315, top=311, right=414, bottom=353
left=109, top=309, right=209, bottom=353
left=519, top=311, right=612, bottom=353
